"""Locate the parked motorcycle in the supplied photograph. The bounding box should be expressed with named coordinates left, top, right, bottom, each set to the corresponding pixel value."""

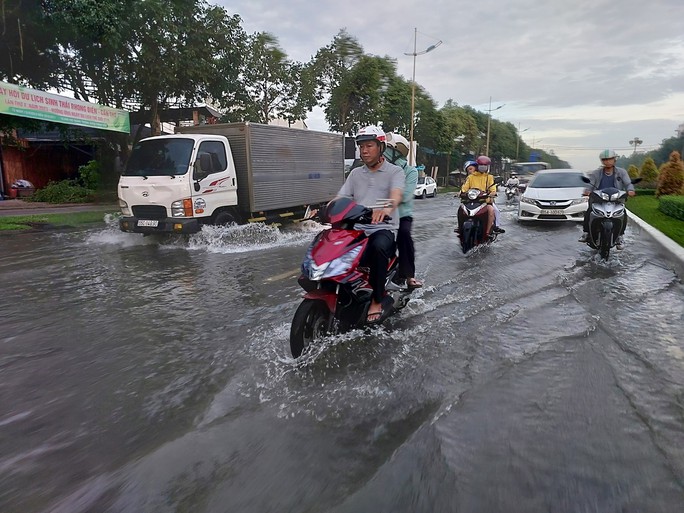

left=289, top=197, right=413, bottom=358
left=581, top=176, right=641, bottom=260
left=455, top=177, right=503, bottom=254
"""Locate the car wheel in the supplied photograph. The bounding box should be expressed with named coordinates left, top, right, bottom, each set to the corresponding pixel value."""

left=432, top=188, right=437, bottom=197
left=421, top=190, right=427, bottom=199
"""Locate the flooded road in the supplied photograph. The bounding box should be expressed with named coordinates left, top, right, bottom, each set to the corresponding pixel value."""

left=1, top=197, right=683, bottom=513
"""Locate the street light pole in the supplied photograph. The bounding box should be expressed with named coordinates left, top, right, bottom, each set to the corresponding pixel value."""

left=516, top=123, right=529, bottom=161
left=485, top=96, right=505, bottom=156
left=405, top=28, right=442, bottom=166
left=629, top=136, right=643, bottom=155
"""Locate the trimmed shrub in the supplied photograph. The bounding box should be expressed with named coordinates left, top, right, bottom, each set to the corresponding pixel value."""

left=656, top=150, right=684, bottom=198
left=659, top=195, right=684, bottom=221
left=640, top=157, right=659, bottom=188
left=627, top=164, right=639, bottom=179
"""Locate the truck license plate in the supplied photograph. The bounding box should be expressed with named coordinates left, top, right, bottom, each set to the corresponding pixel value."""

left=137, top=219, right=159, bottom=227
left=542, top=209, right=565, bottom=216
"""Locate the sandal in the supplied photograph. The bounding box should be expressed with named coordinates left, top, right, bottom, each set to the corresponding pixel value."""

left=366, top=305, right=384, bottom=325
left=407, top=278, right=423, bottom=289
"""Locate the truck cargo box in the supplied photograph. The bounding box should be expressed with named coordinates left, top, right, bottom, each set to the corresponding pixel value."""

left=176, top=122, right=344, bottom=214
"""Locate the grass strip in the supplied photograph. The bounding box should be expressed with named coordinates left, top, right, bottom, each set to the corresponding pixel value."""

left=0, top=211, right=113, bottom=231
left=627, top=195, right=684, bottom=247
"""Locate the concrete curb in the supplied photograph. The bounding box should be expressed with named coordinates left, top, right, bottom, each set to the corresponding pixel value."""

left=627, top=210, right=684, bottom=278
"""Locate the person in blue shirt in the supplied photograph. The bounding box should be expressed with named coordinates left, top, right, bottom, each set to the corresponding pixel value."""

left=384, top=132, right=423, bottom=289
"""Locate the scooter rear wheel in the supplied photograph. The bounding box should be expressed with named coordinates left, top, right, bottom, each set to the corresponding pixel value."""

left=290, top=299, right=331, bottom=358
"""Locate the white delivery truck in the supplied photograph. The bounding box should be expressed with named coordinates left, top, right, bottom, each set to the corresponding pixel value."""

left=118, top=122, right=344, bottom=234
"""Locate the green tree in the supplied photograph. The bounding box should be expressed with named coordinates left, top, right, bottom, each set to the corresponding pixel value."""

left=230, top=32, right=315, bottom=124
left=309, top=29, right=363, bottom=106
left=640, top=157, right=659, bottom=187
left=0, top=0, right=62, bottom=88
left=325, top=54, right=396, bottom=135
left=656, top=151, right=684, bottom=197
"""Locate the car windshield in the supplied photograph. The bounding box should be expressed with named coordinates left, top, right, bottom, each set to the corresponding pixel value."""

left=417, top=177, right=426, bottom=184
left=529, top=173, right=586, bottom=188
left=123, top=138, right=195, bottom=177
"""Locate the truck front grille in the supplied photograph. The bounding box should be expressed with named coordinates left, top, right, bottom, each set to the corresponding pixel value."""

left=132, top=205, right=167, bottom=219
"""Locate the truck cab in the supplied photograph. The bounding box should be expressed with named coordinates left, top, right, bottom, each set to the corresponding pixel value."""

left=118, top=134, right=238, bottom=233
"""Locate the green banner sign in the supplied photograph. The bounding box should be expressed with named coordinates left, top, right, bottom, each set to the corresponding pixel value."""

left=0, top=81, right=130, bottom=133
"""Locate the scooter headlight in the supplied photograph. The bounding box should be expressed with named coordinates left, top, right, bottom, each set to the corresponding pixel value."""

left=611, top=191, right=621, bottom=201
left=467, top=189, right=480, bottom=200
left=599, top=192, right=611, bottom=201
left=302, top=245, right=363, bottom=281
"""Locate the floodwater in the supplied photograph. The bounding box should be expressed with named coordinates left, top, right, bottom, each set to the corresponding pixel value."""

left=1, top=197, right=683, bottom=513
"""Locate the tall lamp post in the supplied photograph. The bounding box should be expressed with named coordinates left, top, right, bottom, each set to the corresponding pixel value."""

left=485, top=96, right=505, bottom=156
left=516, top=123, right=529, bottom=161
left=629, top=137, right=643, bottom=155
left=405, top=28, right=442, bottom=165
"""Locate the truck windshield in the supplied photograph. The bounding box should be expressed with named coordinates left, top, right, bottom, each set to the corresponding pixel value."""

left=123, top=138, right=194, bottom=177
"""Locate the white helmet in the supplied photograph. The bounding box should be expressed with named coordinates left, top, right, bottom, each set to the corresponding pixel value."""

left=385, top=132, right=410, bottom=158
left=355, top=125, right=386, bottom=152
left=599, top=149, right=618, bottom=160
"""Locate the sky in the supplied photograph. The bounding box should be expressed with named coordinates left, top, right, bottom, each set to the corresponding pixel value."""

left=216, top=0, right=684, bottom=171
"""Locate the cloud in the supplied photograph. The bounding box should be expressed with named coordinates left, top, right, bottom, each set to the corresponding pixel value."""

left=215, top=0, right=684, bottom=169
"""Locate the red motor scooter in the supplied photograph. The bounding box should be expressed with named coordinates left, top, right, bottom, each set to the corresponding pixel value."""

left=289, top=197, right=413, bottom=358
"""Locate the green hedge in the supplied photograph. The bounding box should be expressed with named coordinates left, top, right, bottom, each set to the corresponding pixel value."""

left=635, top=188, right=656, bottom=196
left=659, top=195, right=684, bottom=221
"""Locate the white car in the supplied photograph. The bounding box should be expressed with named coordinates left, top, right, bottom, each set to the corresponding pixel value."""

left=518, top=169, right=588, bottom=221
left=415, top=176, right=437, bottom=198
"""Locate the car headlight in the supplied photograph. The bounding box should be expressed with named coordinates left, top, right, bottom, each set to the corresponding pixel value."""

left=302, top=245, right=363, bottom=281
left=570, top=197, right=588, bottom=205
left=118, top=198, right=131, bottom=216
left=520, top=196, right=536, bottom=205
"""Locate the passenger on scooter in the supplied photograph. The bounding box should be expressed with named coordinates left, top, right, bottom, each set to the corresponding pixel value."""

left=459, top=156, right=504, bottom=238
left=383, top=132, right=423, bottom=290
left=578, top=149, right=635, bottom=250
left=337, top=125, right=405, bottom=323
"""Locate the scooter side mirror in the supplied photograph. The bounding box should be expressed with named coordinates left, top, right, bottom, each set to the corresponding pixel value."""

left=580, top=176, right=591, bottom=183
left=631, top=177, right=643, bottom=184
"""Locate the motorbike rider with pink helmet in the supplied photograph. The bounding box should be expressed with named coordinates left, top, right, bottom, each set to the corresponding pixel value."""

left=459, top=156, right=504, bottom=238
left=336, top=125, right=405, bottom=323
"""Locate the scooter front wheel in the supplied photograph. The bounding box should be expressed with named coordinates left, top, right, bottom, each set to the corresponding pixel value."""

left=290, top=299, right=331, bottom=358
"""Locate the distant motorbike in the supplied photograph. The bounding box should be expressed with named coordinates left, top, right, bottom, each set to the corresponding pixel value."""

left=582, top=176, right=641, bottom=260
left=289, top=198, right=413, bottom=358
left=455, top=177, right=503, bottom=254
left=504, top=183, right=519, bottom=201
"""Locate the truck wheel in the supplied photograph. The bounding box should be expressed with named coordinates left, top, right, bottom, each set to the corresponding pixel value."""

left=213, top=211, right=236, bottom=226
left=290, top=299, right=330, bottom=358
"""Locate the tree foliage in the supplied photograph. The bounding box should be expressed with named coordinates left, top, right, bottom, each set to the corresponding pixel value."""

left=628, top=164, right=639, bottom=179
left=656, top=151, right=684, bottom=197
left=223, top=32, right=315, bottom=124
left=640, top=157, right=659, bottom=186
